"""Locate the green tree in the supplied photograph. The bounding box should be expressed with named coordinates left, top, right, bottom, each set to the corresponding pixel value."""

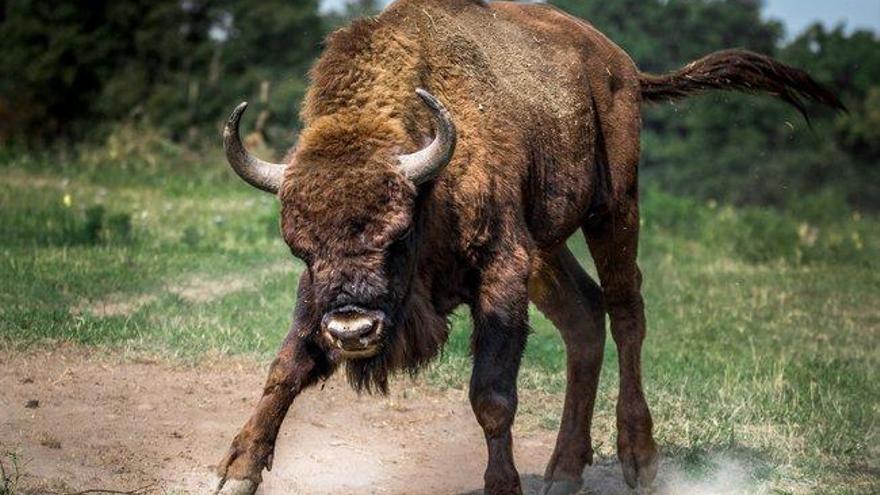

left=784, top=25, right=880, bottom=162
left=0, top=1, right=218, bottom=141
left=209, top=0, right=326, bottom=148
left=0, top=0, right=326, bottom=146
left=551, top=0, right=782, bottom=72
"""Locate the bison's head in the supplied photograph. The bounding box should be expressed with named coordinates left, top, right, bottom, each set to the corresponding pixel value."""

left=223, top=90, right=455, bottom=362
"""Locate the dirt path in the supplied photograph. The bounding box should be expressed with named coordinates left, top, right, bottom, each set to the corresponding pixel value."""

left=1, top=346, right=605, bottom=495
left=1, top=346, right=772, bottom=495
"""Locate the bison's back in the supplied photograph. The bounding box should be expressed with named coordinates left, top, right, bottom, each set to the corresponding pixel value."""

left=382, top=0, right=640, bottom=246
left=385, top=0, right=637, bottom=118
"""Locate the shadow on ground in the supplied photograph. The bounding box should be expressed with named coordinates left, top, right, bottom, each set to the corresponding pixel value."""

left=458, top=463, right=633, bottom=495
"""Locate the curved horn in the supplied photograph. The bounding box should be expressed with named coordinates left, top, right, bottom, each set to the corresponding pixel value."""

left=223, top=102, right=286, bottom=194
left=398, top=89, right=457, bottom=185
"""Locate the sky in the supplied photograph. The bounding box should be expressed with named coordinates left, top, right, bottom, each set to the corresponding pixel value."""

left=320, top=0, right=880, bottom=36
left=763, top=0, right=879, bottom=36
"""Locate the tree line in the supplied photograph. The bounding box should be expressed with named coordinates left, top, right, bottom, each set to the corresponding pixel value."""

left=1, top=0, right=877, bottom=209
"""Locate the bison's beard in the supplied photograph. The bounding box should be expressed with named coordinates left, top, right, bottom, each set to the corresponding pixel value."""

left=344, top=281, right=449, bottom=394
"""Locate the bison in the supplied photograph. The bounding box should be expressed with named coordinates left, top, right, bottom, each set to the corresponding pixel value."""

left=214, top=1, right=842, bottom=494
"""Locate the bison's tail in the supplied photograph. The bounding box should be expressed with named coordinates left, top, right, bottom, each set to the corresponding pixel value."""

left=638, top=49, right=845, bottom=119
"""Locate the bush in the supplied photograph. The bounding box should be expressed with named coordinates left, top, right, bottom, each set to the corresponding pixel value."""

left=728, top=208, right=801, bottom=263
left=640, top=189, right=875, bottom=267
left=0, top=199, right=139, bottom=248
left=641, top=189, right=710, bottom=240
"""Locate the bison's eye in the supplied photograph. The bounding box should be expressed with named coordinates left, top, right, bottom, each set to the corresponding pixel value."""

left=387, top=225, right=413, bottom=256
left=396, top=225, right=413, bottom=242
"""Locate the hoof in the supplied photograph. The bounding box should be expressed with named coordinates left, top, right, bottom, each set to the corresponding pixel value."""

left=620, top=452, right=658, bottom=490
left=215, top=477, right=258, bottom=495
left=542, top=479, right=582, bottom=495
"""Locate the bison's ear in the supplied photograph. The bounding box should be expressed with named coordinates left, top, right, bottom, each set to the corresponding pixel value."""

left=223, top=102, right=287, bottom=194
left=398, top=89, right=457, bottom=186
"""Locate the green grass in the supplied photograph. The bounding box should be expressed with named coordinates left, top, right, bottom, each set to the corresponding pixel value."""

left=1, top=140, right=877, bottom=494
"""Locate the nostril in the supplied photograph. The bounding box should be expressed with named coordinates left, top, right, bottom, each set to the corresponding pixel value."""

left=326, top=317, right=374, bottom=338
left=322, top=306, right=386, bottom=351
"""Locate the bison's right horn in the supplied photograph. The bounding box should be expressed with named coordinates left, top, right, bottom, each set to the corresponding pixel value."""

left=398, top=89, right=457, bottom=185
left=223, top=102, right=286, bottom=194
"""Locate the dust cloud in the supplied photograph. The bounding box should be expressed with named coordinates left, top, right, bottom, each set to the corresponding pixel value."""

left=657, top=456, right=769, bottom=495
left=582, top=455, right=770, bottom=495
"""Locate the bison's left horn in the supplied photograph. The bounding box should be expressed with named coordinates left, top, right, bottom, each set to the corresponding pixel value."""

left=398, top=89, right=457, bottom=185
left=224, top=102, right=286, bottom=194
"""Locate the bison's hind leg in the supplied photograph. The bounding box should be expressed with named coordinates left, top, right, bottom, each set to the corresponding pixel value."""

left=583, top=198, right=658, bottom=489
left=529, top=246, right=606, bottom=495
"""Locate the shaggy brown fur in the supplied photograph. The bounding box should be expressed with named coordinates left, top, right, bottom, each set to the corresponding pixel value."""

left=216, top=2, right=841, bottom=494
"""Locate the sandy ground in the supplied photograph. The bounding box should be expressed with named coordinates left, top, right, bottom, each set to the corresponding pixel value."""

left=0, top=345, right=641, bottom=495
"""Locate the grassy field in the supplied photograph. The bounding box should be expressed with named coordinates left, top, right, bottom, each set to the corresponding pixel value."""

left=1, top=136, right=877, bottom=494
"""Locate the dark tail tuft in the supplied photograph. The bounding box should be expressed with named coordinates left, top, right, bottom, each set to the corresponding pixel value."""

left=639, top=49, right=846, bottom=120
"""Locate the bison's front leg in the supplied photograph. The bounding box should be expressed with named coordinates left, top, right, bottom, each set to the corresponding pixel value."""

left=469, top=256, right=530, bottom=495
left=215, top=277, right=330, bottom=495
